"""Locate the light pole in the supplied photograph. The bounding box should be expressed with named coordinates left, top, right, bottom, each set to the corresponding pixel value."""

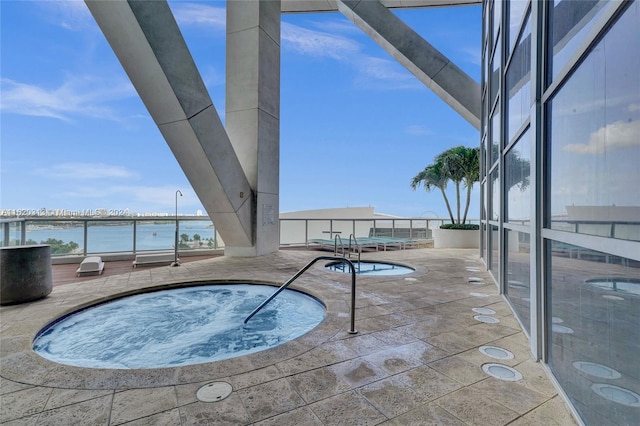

left=172, top=190, right=182, bottom=267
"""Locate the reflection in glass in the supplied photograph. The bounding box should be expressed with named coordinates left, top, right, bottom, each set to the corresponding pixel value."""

left=548, top=2, right=640, bottom=241
left=490, top=37, right=501, bottom=108
left=548, top=240, right=640, bottom=425
left=547, top=0, right=608, bottom=83
left=505, top=131, right=531, bottom=223
left=490, top=224, right=499, bottom=279
left=492, top=0, right=502, bottom=45
left=491, top=168, right=500, bottom=221
left=505, top=229, right=530, bottom=333
left=506, top=13, right=531, bottom=142
left=508, top=0, right=529, bottom=52
left=490, top=105, right=500, bottom=167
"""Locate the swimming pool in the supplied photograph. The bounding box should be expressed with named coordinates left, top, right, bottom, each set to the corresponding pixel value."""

left=32, top=284, right=325, bottom=369
left=326, top=260, right=415, bottom=276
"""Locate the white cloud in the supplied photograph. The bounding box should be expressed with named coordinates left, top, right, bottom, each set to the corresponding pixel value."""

left=563, top=120, right=640, bottom=154
left=38, top=163, right=137, bottom=180
left=71, top=185, right=201, bottom=210
left=628, top=103, right=640, bottom=113
left=0, top=76, right=135, bottom=121
left=282, top=22, right=361, bottom=60
left=353, top=56, right=422, bottom=90
left=459, top=46, right=481, bottom=66
left=171, top=2, right=225, bottom=30
left=40, top=1, right=94, bottom=31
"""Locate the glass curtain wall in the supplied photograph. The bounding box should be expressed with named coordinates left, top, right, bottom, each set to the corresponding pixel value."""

left=481, top=1, right=640, bottom=424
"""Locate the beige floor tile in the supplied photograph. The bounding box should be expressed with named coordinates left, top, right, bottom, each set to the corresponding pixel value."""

left=110, top=387, right=177, bottom=425
left=309, top=391, right=387, bottom=426
left=178, top=394, right=251, bottom=426
left=0, top=386, right=53, bottom=423
left=288, top=366, right=352, bottom=403
left=434, top=387, right=519, bottom=426
left=470, top=377, right=550, bottom=414
left=428, top=355, right=488, bottom=385
left=236, top=377, right=305, bottom=422
left=508, top=396, right=578, bottom=426
left=44, top=388, right=113, bottom=411
left=383, top=402, right=466, bottom=425
left=360, top=366, right=462, bottom=418
left=252, top=406, right=323, bottom=426
left=36, top=394, right=112, bottom=426
left=124, top=408, right=181, bottom=425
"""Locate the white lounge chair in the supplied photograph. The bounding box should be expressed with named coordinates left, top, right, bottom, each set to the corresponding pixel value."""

left=76, top=256, right=105, bottom=276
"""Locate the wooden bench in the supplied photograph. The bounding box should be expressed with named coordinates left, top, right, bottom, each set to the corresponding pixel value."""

left=76, top=256, right=105, bottom=276
left=132, top=253, right=175, bottom=268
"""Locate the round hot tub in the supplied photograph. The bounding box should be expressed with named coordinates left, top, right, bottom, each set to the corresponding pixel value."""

left=33, top=283, right=325, bottom=369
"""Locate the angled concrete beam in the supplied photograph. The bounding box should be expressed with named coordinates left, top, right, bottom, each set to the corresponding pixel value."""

left=337, top=0, right=481, bottom=129
left=85, top=0, right=254, bottom=247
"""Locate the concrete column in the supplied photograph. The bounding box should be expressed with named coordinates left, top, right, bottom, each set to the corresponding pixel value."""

left=225, top=0, right=281, bottom=256
left=337, top=0, right=481, bottom=130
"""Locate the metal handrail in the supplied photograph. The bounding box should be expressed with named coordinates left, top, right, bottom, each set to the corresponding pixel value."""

left=348, top=234, right=362, bottom=271
left=334, top=234, right=345, bottom=257
left=243, top=255, right=358, bottom=334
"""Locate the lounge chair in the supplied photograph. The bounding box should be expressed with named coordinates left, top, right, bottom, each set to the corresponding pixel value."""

left=76, top=256, right=105, bottom=276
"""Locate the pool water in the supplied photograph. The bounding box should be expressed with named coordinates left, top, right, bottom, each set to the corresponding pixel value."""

left=326, top=261, right=414, bottom=276
left=32, top=284, right=325, bottom=369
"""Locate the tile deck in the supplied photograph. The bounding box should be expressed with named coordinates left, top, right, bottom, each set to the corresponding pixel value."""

left=0, top=249, right=578, bottom=425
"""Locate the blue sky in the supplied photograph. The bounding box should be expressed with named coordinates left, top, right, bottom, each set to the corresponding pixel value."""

left=1, top=1, right=481, bottom=218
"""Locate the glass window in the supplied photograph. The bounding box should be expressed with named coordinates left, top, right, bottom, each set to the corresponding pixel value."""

left=490, top=224, right=499, bottom=278
left=490, top=104, right=501, bottom=166
left=547, top=0, right=609, bottom=83
left=490, top=35, right=501, bottom=107
left=548, top=2, right=640, bottom=241
left=506, top=13, right=531, bottom=142
left=481, top=137, right=487, bottom=176
left=492, top=0, right=502, bottom=45
left=505, top=130, right=531, bottom=223
left=548, top=240, right=640, bottom=425
left=491, top=168, right=500, bottom=221
left=505, top=229, right=530, bottom=332
left=508, top=0, right=529, bottom=52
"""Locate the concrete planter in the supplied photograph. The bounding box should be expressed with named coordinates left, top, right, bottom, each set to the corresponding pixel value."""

left=1, top=245, right=52, bottom=305
left=433, top=228, right=480, bottom=249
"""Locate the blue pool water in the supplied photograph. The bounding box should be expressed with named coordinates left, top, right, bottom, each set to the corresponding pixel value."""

left=33, top=284, right=325, bottom=369
left=326, top=261, right=414, bottom=276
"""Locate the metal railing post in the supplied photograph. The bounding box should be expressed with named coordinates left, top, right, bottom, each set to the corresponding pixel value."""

left=83, top=220, right=88, bottom=256
left=132, top=220, right=137, bottom=254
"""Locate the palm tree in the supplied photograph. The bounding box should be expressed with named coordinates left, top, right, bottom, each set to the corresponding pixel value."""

left=413, top=146, right=480, bottom=225
left=410, top=159, right=456, bottom=224
left=458, top=147, right=480, bottom=224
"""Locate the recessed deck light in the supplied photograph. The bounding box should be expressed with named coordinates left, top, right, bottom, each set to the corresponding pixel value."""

left=482, top=363, right=522, bottom=381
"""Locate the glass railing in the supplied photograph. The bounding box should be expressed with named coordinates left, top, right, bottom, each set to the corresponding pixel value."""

left=0, top=217, right=218, bottom=257
left=1, top=216, right=479, bottom=256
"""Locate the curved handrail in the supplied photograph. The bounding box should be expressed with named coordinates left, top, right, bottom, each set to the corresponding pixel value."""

left=243, top=255, right=358, bottom=334
left=334, top=234, right=345, bottom=257
left=348, top=234, right=362, bottom=269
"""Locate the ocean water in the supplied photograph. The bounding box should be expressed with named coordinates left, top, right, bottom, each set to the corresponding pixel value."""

left=24, top=221, right=215, bottom=253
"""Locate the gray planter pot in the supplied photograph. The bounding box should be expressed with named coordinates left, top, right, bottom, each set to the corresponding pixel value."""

left=433, top=228, right=480, bottom=249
